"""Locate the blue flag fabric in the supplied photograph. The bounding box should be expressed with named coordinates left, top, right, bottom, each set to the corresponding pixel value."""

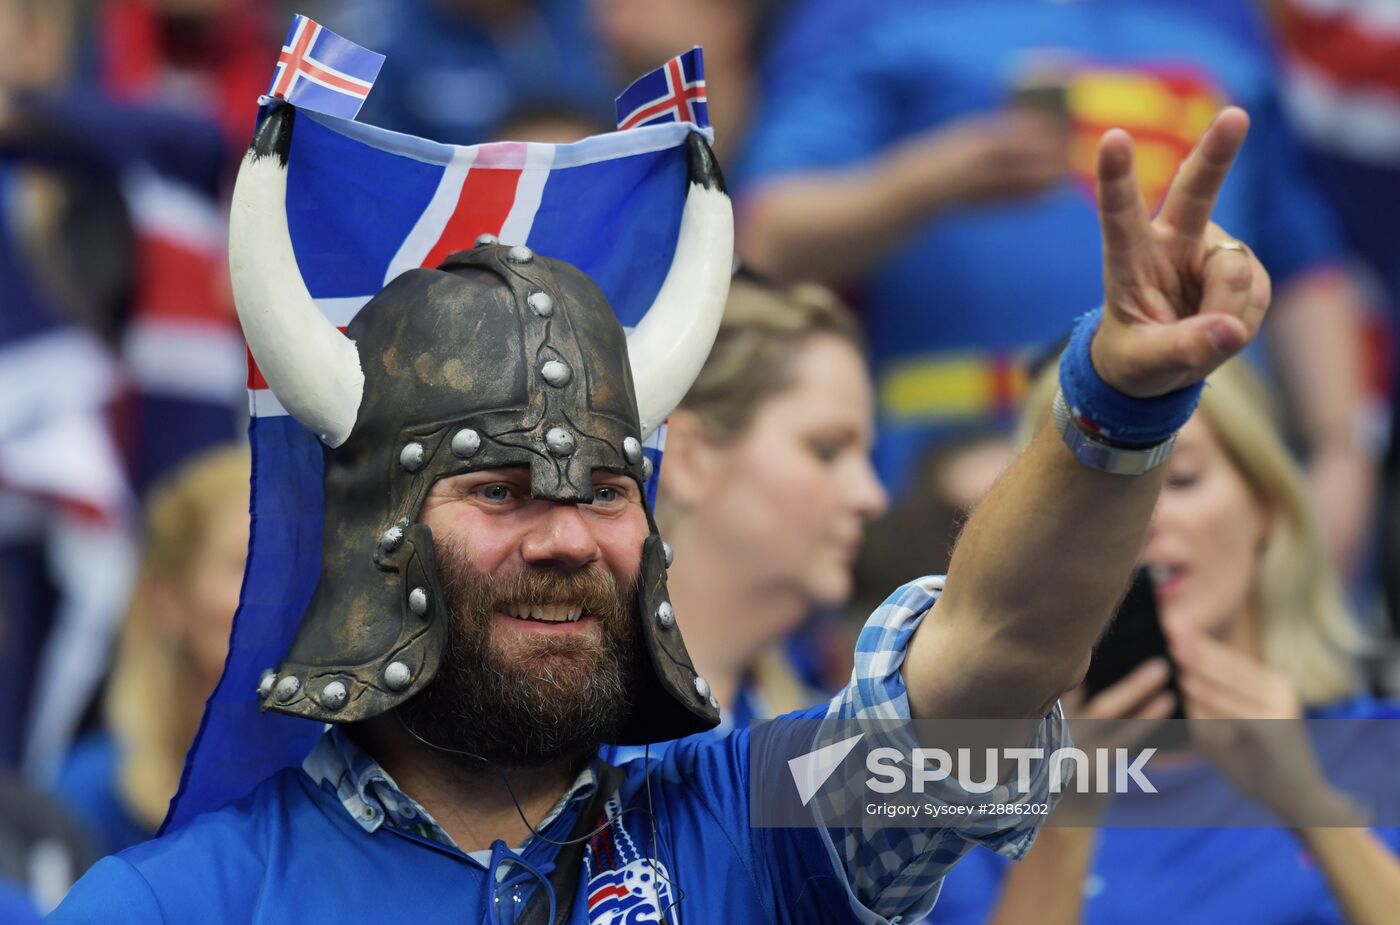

left=165, top=99, right=701, bottom=830
left=615, top=47, right=709, bottom=131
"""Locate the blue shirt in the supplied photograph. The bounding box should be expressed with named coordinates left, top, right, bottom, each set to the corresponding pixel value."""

left=927, top=697, right=1400, bottom=925
left=53, top=732, right=153, bottom=857
left=0, top=879, right=41, bottom=925
left=50, top=577, right=1066, bottom=924
left=742, top=0, right=1345, bottom=491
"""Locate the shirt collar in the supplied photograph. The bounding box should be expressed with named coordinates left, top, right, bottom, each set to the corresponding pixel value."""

left=303, top=725, right=597, bottom=853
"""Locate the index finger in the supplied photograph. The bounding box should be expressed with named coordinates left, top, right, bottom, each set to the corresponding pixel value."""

left=1157, top=107, right=1250, bottom=238
left=1095, top=128, right=1152, bottom=274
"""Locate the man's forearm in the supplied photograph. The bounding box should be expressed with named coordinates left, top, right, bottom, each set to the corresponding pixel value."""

left=905, top=418, right=1165, bottom=719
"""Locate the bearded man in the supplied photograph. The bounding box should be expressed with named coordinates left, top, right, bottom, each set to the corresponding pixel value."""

left=52, top=100, right=1270, bottom=924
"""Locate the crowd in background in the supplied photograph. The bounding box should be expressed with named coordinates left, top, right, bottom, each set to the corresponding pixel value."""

left=2, top=0, right=1398, bottom=921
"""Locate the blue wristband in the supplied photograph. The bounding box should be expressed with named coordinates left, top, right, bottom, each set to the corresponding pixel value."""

left=1058, top=307, right=1203, bottom=446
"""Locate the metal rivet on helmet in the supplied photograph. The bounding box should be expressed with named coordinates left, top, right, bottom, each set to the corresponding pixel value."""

left=527, top=291, right=554, bottom=318
left=320, top=680, right=348, bottom=710
left=274, top=675, right=301, bottom=703
left=662, top=541, right=674, bottom=568
left=540, top=359, right=572, bottom=388
left=451, top=428, right=482, bottom=459
left=545, top=427, right=576, bottom=457
left=257, top=668, right=276, bottom=698
left=408, top=587, right=429, bottom=616
left=642, top=457, right=654, bottom=481
left=384, top=661, right=412, bottom=691
left=709, top=694, right=720, bottom=710
left=655, top=601, right=676, bottom=629
left=475, top=233, right=499, bottom=247
left=399, top=442, right=426, bottom=472
left=379, top=525, right=404, bottom=555
left=693, top=675, right=710, bottom=699
left=506, top=245, right=534, bottom=264
left=622, top=436, right=642, bottom=464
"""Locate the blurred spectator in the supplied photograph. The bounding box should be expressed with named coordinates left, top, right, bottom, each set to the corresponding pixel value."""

left=0, top=0, right=140, bottom=772
left=850, top=430, right=1011, bottom=620
left=342, top=0, right=613, bottom=146
left=92, top=0, right=275, bottom=152
left=1267, top=0, right=1400, bottom=641
left=0, top=0, right=250, bottom=778
left=652, top=275, right=887, bottom=723
left=931, top=359, right=1399, bottom=925
left=83, top=0, right=256, bottom=496
left=739, top=0, right=1377, bottom=578
left=54, top=445, right=249, bottom=856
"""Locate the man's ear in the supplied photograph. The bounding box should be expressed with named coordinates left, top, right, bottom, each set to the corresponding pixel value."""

left=656, top=409, right=726, bottom=511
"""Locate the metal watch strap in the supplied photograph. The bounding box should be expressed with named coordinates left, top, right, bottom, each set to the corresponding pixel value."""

left=1052, top=389, right=1177, bottom=475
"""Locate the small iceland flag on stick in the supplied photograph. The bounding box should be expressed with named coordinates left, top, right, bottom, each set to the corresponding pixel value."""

left=266, top=15, right=385, bottom=120
left=615, top=47, right=709, bottom=131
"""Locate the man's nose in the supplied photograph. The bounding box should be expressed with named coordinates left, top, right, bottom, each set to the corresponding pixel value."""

left=520, top=503, right=602, bottom=569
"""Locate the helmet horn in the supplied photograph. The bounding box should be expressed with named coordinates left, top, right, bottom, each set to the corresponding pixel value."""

left=230, top=106, right=364, bottom=447
left=626, top=133, right=733, bottom=439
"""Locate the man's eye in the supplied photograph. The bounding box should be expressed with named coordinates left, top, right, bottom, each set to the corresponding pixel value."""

left=480, top=484, right=513, bottom=502
left=595, top=486, right=619, bottom=503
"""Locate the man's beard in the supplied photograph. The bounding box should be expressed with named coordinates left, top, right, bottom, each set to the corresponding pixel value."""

left=397, top=537, right=637, bottom=767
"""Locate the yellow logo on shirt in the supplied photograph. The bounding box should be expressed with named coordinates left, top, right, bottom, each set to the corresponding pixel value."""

left=1063, top=66, right=1225, bottom=207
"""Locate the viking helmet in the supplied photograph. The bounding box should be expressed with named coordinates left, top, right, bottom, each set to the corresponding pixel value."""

left=229, top=105, right=731, bottom=744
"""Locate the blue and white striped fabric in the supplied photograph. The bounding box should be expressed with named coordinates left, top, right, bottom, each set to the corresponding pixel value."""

left=821, top=575, right=1069, bottom=924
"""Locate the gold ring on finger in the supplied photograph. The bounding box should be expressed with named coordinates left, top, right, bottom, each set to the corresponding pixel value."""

left=1205, top=239, right=1248, bottom=262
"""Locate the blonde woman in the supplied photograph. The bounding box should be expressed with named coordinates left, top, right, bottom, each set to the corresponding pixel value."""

left=931, top=360, right=1400, bottom=925
left=55, top=446, right=249, bottom=856
left=650, top=274, right=888, bottom=724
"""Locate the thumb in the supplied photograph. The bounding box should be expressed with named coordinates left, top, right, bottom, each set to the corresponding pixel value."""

left=1119, top=313, right=1249, bottom=394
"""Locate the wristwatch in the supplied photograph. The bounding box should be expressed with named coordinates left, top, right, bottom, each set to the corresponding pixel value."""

left=1051, top=389, right=1176, bottom=476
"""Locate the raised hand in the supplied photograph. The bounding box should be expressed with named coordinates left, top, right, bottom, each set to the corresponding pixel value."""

left=1089, top=107, right=1272, bottom=398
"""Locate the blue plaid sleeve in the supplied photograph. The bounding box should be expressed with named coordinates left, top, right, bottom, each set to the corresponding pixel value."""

left=818, top=575, right=1069, bottom=924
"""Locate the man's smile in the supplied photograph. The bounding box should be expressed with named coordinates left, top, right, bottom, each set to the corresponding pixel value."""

left=491, top=604, right=600, bottom=635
